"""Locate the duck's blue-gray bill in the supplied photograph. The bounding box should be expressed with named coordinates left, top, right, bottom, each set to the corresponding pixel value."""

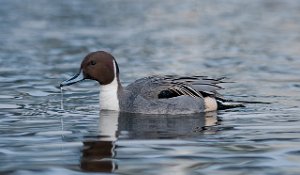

left=60, top=70, right=84, bottom=87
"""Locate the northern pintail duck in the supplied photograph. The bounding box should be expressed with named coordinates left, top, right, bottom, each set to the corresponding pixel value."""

left=60, top=51, right=243, bottom=114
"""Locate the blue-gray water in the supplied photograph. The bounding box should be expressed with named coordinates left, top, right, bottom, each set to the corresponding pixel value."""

left=1, top=0, right=300, bottom=174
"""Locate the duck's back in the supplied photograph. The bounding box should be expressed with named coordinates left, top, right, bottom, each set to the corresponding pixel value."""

left=125, top=76, right=174, bottom=99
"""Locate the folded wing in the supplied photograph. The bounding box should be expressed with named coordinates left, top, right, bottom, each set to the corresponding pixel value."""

left=126, top=75, right=226, bottom=100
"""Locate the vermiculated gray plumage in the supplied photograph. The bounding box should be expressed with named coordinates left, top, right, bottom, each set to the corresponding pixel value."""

left=119, top=75, right=228, bottom=114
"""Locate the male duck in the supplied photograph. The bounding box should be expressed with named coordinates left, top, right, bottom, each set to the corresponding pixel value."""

left=60, top=51, right=243, bottom=114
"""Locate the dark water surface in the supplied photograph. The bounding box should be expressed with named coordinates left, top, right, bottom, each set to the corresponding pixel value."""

left=1, top=0, right=300, bottom=174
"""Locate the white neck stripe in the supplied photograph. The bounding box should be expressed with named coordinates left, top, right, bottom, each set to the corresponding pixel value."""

left=99, top=60, right=120, bottom=111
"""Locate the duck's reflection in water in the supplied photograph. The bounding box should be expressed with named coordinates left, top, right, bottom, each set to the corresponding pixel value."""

left=80, top=111, right=218, bottom=172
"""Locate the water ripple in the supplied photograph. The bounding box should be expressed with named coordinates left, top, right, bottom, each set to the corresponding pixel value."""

left=1, top=0, right=300, bottom=174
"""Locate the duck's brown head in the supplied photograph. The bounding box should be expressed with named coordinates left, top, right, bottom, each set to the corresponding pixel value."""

left=60, top=51, right=119, bottom=87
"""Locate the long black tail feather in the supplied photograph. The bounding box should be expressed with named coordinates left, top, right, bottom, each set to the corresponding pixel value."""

left=217, top=99, right=245, bottom=110
left=216, top=98, right=271, bottom=110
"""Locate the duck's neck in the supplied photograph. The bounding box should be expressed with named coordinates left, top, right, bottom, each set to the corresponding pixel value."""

left=99, top=77, right=122, bottom=111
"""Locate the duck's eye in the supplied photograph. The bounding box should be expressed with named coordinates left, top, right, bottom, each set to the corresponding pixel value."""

left=90, top=60, right=96, bottom=65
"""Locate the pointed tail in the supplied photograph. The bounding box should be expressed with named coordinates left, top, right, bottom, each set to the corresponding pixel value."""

left=216, top=98, right=271, bottom=110
left=217, top=99, right=245, bottom=110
